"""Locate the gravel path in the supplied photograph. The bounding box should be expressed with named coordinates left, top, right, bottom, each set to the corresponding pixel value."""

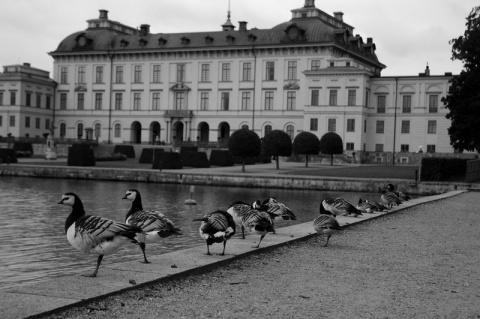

left=41, top=192, right=480, bottom=319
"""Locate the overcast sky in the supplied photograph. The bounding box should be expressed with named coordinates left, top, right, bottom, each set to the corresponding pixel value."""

left=0, top=0, right=477, bottom=77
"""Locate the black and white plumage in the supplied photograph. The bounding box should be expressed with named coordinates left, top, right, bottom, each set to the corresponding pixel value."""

left=313, top=209, right=342, bottom=247
left=261, top=197, right=297, bottom=233
left=58, top=192, right=142, bottom=277
left=365, top=199, right=389, bottom=212
left=321, top=197, right=363, bottom=217
left=386, top=184, right=411, bottom=201
left=193, top=210, right=236, bottom=255
left=122, top=189, right=182, bottom=263
left=226, top=201, right=259, bottom=239
left=380, top=190, right=403, bottom=209
left=356, top=198, right=375, bottom=214
left=240, top=208, right=274, bottom=248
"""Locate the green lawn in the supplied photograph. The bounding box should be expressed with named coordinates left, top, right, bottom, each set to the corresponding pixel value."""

left=282, top=165, right=419, bottom=180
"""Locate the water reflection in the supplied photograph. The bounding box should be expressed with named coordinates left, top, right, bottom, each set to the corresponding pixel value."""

left=0, top=176, right=377, bottom=290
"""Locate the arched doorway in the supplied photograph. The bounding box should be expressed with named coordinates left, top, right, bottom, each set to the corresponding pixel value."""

left=150, top=121, right=161, bottom=144
left=130, top=121, right=142, bottom=144
left=198, top=122, right=209, bottom=143
left=218, top=122, right=230, bottom=146
left=172, top=121, right=184, bottom=143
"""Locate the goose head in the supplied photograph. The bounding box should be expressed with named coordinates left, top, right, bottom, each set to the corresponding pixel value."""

left=122, top=189, right=140, bottom=201
left=57, top=192, right=80, bottom=207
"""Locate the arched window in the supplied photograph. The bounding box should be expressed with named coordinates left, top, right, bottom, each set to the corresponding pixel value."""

left=114, top=124, right=121, bottom=138
left=241, top=124, right=249, bottom=130
left=94, top=123, right=101, bottom=138
left=77, top=123, right=83, bottom=138
left=60, top=123, right=66, bottom=137
left=286, top=125, right=294, bottom=139
left=264, top=125, right=272, bottom=136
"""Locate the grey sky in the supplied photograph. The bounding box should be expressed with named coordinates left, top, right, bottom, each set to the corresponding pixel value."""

left=0, top=0, right=476, bottom=76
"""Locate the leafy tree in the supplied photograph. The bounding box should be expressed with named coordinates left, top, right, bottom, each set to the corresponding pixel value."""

left=443, top=6, right=480, bottom=152
left=263, top=130, right=293, bottom=169
left=292, top=131, right=320, bottom=167
left=319, top=132, right=343, bottom=166
left=228, top=129, right=261, bottom=172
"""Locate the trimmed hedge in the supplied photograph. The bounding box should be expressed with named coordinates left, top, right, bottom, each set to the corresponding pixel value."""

left=95, top=153, right=127, bottom=162
left=180, top=146, right=198, bottom=154
left=13, top=142, right=33, bottom=157
left=67, top=147, right=96, bottom=167
left=209, top=150, right=235, bottom=167
left=152, top=152, right=183, bottom=170
left=420, top=157, right=468, bottom=181
left=0, top=148, right=18, bottom=164
left=181, top=151, right=210, bottom=168
left=139, top=148, right=164, bottom=164
left=71, top=143, right=92, bottom=149
left=113, top=145, right=135, bottom=158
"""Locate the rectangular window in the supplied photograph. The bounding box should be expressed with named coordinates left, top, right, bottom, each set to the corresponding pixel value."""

left=221, top=63, right=230, bottom=82
left=221, top=92, right=229, bottom=110
left=95, top=93, right=102, bottom=110
left=133, top=93, right=141, bottom=110
left=95, top=66, right=103, bottom=83
left=328, top=118, right=336, bottom=132
left=114, top=124, right=121, bottom=138
left=346, top=142, right=354, bottom=151
left=364, top=119, right=367, bottom=133
left=115, top=93, right=122, bottom=110
left=311, top=90, right=319, bottom=106
left=60, top=93, right=67, bottom=110
left=400, top=144, right=409, bottom=152
left=427, top=145, right=436, bottom=153
left=376, top=120, right=384, bottom=133
left=266, top=62, right=275, bottom=80
left=287, top=92, right=296, bottom=110
left=429, top=95, right=438, bottom=113
left=427, top=120, right=437, bottom=134
left=25, top=116, right=30, bottom=128
left=134, top=65, right=142, bottom=83
left=401, top=120, right=410, bottom=134
left=310, top=118, right=318, bottom=131
left=10, top=116, right=15, bottom=127
left=348, top=90, right=356, bottom=106
left=329, top=90, right=337, bottom=106
left=176, top=64, right=185, bottom=82
left=347, top=119, right=355, bottom=132
left=36, top=94, right=41, bottom=108
left=46, top=96, right=51, bottom=109
left=35, top=118, right=40, bottom=129
left=152, top=65, right=161, bottom=83
left=375, top=144, right=384, bottom=152
left=241, top=92, right=251, bottom=110
left=78, top=66, right=86, bottom=84
left=264, top=91, right=274, bottom=110
left=200, top=92, right=209, bottom=110
left=377, top=95, right=386, bottom=113
left=287, top=61, right=297, bottom=80
left=311, top=60, right=321, bottom=70
left=201, top=64, right=210, bottom=82
left=45, top=119, right=50, bottom=130
left=242, top=62, right=252, bottom=81
left=0, top=92, right=3, bottom=105
left=365, top=91, right=369, bottom=107
left=152, top=92, right=160, bottom=110
left=26, top=93, right=31, bottom=107
left=77, top=93, right=84, bottom=110
left=402, top=95, right=411, bottom=113
left=115, top=66, right=124, bottom=83
left=0, top=116, right=2, bottom=126
left=175, top=92, right=185, bottom=110
left=10, top=92, right=16, bottom=105
left=60, top=67, right=68, bottom=84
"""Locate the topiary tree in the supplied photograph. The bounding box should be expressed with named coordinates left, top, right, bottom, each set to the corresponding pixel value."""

left=319, top=132, right=343, bottom=166
left=263, top=130, right=293, bottom=170
left=292, top=131, right=320, bottom=167
left=228, top=129, right=262, bottom=172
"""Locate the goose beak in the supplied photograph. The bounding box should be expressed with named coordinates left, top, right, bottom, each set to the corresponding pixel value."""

left=57, top=199, right=65, bottom=204
left=122, top=195, right=128, bottom=199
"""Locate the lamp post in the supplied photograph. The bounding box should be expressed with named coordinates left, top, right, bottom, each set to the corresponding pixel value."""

left=392, top=77, right=398, bottom=165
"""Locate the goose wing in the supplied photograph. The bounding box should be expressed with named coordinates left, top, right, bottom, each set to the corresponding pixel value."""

left=127, top=210, right=178, bottom=233
left=198, top=211, right=236, bottom=239
left=242, top=211, right=273, bottom=232
left=227, top=201, right=254, bottom=222
left=313, top=214, right=341, bottom=232
left=262, top=197, right=297, bottom=220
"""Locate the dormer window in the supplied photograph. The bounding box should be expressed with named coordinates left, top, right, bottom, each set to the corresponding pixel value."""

left=181, top=37, right=190, bottom=44
left=158, top=37, right=167, bottom=45
left=120, top=39, right=129, bottom=48
left=205, top=36, right=214, bottom=44
left=248, top=33, right=257, bottom=41
left=226, top=35, right=235, bottom=42
left=139, top=38, right=148, bottom=46
left=284, top=23, right=304, bottom=41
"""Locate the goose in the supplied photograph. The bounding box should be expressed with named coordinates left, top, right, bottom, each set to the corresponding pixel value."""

left=193, top=210, right=236, bottom=255
left=313, top=208, right=342, bottom=247
left=240, top=209, right=274, bottom=248
left=356, top=198, right=375, bottom=214
left=226, top=201, right=260, bottom=239
left=261, top=197, right=297, bottom=234
left=122, top=189, right=182, bottom=263
left=386, top=184, right=411, bottom=201
left=321, top=197, right=363, bottom=217
left=365, top=199, right=389, bottom=212
left=380, top=190, right=403, bottom=209
left=58, top=192, right=142, bottom=277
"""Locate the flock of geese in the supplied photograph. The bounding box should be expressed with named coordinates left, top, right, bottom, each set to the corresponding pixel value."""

left=57, top=183, right=410, bottom=277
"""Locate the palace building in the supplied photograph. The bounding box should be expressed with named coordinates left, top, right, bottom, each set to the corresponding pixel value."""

left=5, top=0, right=456, bottom=156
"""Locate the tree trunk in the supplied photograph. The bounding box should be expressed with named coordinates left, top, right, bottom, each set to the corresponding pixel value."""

left=242, top=157, right=246, bottom=172
left=276, top=156, right=279, bottom=170
left=305, top=154, right=309, bottom=168
left=330, top=154, right=333, bottom=166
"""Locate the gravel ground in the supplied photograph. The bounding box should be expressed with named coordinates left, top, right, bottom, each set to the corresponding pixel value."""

left=40, top=192, right=480, bottom=319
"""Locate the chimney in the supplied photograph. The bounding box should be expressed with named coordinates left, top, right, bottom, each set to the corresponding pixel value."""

left=23, top=63, right=31, bottom=67
left=239, top=21, right=248, bottom=32
left=367, top=37, right=373, bottom=44
left=333, top=12, right=344, bottom=21
left=304, top=0, right=315, bottom=7
left=99, top=10, right=108, bottom=19
left=140, top=24, right=150, bottom=36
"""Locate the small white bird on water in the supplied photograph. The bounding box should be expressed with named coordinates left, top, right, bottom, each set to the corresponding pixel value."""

left=58, top=192, right=143, bottom=277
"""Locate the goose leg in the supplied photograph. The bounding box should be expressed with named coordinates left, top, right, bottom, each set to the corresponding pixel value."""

left=220, top=240, right=227, bottom=256
left=272, top=220, right=276, bottom=234
left=241, top=226, right=245, bottom=239
left=206, top=244, right=211, bottom=255
left=84, top=255, right=103, bottom=277
left=255, top=234, right=266, bottom=248
left=139, top=242, right=151, bottom=264
left=324, top=235, right=331, bottom=247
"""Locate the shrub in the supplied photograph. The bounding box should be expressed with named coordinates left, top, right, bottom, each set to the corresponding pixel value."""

left=71, top=143, right=92, bottom=149
left=180, top=146, right=198, bottom=154
left=420, top=157, right=468, bottom=181
left=67, top=148, right=95, bottom=166
left=0, top=148, right=18, bottom=164
left=113, top=145, right=135, bottom=158
left=152, top=152, right=183, bottom=170
left=263, top=130, right=292, bottom=169
left=319, top=132, right=343, bottom=166
left=228, top=129, right=262, bottom=172
left=209, top=150, right=235, bottom=167
left=181, top=151, right=210, bottom=168
left=13, top=142, right=33, bottom=157
left=139, top=148, right=164, bottom=164
left=95, top=153, right=127, bottom=162
left=293, top=132, right=320, bottom=167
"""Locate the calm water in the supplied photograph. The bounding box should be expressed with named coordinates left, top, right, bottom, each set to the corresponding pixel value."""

left=0, top=176, right=377, bottom=290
